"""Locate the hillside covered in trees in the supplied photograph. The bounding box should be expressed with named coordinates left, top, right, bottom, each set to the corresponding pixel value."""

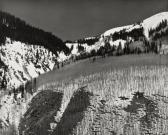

left=0, top=11, right=70, bottom=55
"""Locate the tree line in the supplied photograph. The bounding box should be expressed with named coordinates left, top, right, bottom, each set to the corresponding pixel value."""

left=112, top=27, right=144, bottom=41
left=72, top=37, right=162, bottom=61
left=149, top=19, right=168, bottom=37
left=0, top=11, right=70, bottom=55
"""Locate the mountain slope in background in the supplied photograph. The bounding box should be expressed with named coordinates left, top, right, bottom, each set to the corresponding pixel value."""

left=0, top=11, right=69, bottom=54
left=65, top=12, right=168, bottom=57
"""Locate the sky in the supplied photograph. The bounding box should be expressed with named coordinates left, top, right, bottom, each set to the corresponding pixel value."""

left=0, top=0, right=168, bottom=41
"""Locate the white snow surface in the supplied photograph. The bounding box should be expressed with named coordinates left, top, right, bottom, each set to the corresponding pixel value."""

left=0, top=93, right=27, bottom=129
left=0, top=38, right=57, bottom=89
left=57, top=51, right=70, bottom=62
left=66, top=43, right=80, bottom=55
left=0, top=91, right=37, bottom=132
left=103, top=12, right=168, bottom=39
left=103, top=25, right=133, bottom=37
left=142, top=12, right=168, bottom=38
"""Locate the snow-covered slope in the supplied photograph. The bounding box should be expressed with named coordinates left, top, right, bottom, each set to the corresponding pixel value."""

left=102, top=12, right=168, bottom=39
left=0, top=38, right=57, bottom=90
left=65, top=12, right=168, bottom=56
left=142, top=12, right=168, bottom=38
left=103, top=24, right=141, bottom=37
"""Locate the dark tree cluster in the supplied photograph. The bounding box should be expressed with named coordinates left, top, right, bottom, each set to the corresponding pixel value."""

left=112, top=28, right=144, bottom=41
left=76, top=37, right=99, bottom=46
left=75, top=52, right=91, bottom=61
left=0, top=11, right=70, bottom=55
left=123, top=41, right=130, bottom=54
left=0, top=57, right=8, bottom=89
left=149, top=19, right=168, bottom=37
left=150, top=41, right=158, bottom=53
left=153, top=28, right=168, bottom=40
left=0, top=57, right=5, bottom=67
left=97, top=42, right=117, bottom=56
left=97, top=39, right=159, bottom=58
left=78, top=45, right=85, bottom=53
left=1, top=75, right=7, bottom=89
left=143, top=40, right=159, bottom=54
left=65, top=37, right=99, bottom=47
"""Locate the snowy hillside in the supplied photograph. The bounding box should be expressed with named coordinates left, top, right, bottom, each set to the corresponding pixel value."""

left=103, top=24, right=141, bottom=37
left=102, top=12, right=168, bottom=40
left=0, top=11, right=167, bottom=135
left=0, top=11, right=71, bottom=91
left=65, top=12, right=168, bottom=56
left=0, top=38, right=57, bottom=90
left=142, top=12, right=168, bottom=38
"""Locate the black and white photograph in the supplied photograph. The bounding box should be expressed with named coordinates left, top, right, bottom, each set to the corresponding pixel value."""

left=0, top=0, right=168, bottom=134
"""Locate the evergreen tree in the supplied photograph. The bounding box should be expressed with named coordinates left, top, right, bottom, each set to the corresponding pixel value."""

left=117, top=42, right=123, bottom=56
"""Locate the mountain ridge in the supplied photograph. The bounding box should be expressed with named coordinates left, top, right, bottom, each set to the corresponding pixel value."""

left=64, top=11, right=168, bottom=58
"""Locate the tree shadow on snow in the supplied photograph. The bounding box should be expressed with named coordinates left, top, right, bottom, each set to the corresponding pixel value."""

left=52, top=86, right=93, bottom=135
left=19, top=90, right=63, bottom=135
